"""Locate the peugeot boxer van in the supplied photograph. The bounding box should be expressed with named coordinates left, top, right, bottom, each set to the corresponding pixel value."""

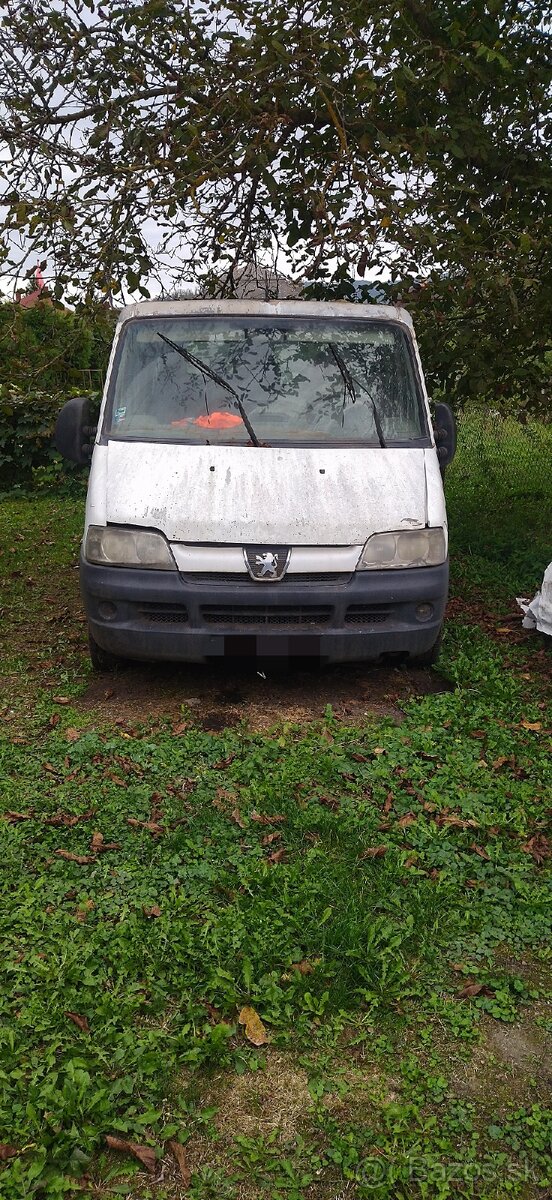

left=55, top=299, right=456, bottom=670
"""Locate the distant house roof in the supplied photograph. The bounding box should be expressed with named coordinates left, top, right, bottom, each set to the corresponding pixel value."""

left=224, top=264, right=301, bottom=300
left=170, top=270, right=390, bottom=304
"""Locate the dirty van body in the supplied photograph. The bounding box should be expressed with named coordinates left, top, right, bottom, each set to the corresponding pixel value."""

left=55, top=300, right=456, bottom=669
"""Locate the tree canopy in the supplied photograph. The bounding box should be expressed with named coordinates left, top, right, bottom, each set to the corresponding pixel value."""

left=0, top=0, right=550, bottom=409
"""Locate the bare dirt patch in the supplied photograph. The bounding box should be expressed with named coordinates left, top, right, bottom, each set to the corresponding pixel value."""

left=78, top=657, right=450, bottom=732
left=453, top=1008, right=552, bottom=1108
left=170, top=1053, right=314, bottom=1199
left=172, top=1051, right=393, bottom=1200
left=209, top=1053, right=313, bottom=1141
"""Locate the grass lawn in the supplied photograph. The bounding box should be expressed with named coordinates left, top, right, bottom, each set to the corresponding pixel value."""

left=0, top=419, right=550, bottom=1199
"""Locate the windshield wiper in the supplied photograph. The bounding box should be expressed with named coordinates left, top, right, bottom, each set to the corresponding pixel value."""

left=328, top=343, right=386, bottom=449
left=156, top=331, right=261, bottom=447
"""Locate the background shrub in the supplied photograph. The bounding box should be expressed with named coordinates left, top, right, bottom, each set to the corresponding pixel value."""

left=0, top=300, right=113, bottom=392
left=0, top=386, right=100, bottom=492
left=0, top=298, right=111, bottom=491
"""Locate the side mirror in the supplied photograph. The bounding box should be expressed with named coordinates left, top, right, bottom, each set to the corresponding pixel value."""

left=433, top=402, right=456, bottom=475
left=54, top=396, right=97, bottom=464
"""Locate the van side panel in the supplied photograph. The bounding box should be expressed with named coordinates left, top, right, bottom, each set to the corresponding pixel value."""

left=424, top=449, right=448, bottom=534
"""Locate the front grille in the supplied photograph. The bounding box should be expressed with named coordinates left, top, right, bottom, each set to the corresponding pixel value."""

left=181, top=572, right=350, bottom=585
left=201, top=605, right=333, bottom=627
left=139, top=604, right=189, bottom=624
left=345, top=605, right=391, bottom=626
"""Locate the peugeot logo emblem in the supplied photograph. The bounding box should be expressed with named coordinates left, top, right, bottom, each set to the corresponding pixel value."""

left=244, top=546, right=291, bottom=582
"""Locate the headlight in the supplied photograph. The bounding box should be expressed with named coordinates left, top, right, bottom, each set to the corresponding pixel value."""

left=357, top=528, right=447, bottom=570
left=85, top=525, right=176, bottom=569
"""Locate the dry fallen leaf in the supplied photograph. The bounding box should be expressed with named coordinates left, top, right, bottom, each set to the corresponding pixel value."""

left=90, top=832, right=120, bottom=853
left=1, top=810, right=33, bottom=822
left=491, top=755, right=513, bottom=770
left=267, top=847, right=286, bottom=864
left=469, top=843, right=491, bottom=861
left=457, top=981, right=483, bottom=998
left=55, top=850, right=96, bottom=865
left=0, top=1145, right=19, bottom=1162
left=168, top=1140, right=191, bottom=1187
left=440, top=815, right=480, bottom=829
left=65, top=1011, right=90, bottom=1033
left=212, top=754, right=236, bottom=769
left=105, top=1135, right=156, bottom=1174
left=261, top=831, right=282, bottom=846
left=202, top=1000, right=222, bottom=1023
left=179, top=777, right=197, bottom=798
left=44, top=809, right=95, bottom=827
left=317, top=794, right=340, bottom=811
left=75, top=900, right=95, bottom=922
left=250, top=810, right=286, bottom=825
left=238, top=1005, right=269, bottom=1046
left=383, top=793, right=394, bottom=815
left=396, top=812, right=416, bottom=828
left=127, top=818, right=164, bottom=835
left=212, top=787, right=235, bottom=812
left=360, top=845, right=388, bottom=859
left=143, top=905, right=162, bottom=918
left=291, top=960, right=314, bottom=975
left=230, top=808, right=246, bottom=829
left=457, top=981, right=495, bottom=1000
left=521, top=834, right=551, bottom=865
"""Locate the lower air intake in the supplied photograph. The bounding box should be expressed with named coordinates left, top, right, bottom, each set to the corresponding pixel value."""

left=201, top=605, right=333, bottom=627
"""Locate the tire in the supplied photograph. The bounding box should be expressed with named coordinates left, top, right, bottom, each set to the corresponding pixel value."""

left=88, top=627, right=121, bottom=672
left=412, top=625, right=443, bottom=668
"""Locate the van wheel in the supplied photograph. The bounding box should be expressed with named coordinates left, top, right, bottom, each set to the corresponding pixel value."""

left=413, top=626, right=443, bottom=668
left=88, top=627, right=120, bottom=672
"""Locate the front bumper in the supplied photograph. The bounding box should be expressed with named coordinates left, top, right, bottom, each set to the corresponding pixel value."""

left=81, top=554, right=449, bottom=665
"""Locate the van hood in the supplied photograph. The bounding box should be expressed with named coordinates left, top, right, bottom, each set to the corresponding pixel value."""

left=104, top=441, right=428, bottom=544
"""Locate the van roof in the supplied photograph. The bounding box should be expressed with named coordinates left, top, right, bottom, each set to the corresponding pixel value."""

left=117, top=298, right=413, bottom=327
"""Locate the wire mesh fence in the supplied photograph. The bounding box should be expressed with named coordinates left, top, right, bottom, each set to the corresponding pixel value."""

left=444, top=407, right=551, bottom=576
left=447, top=408, right=552, bottom=498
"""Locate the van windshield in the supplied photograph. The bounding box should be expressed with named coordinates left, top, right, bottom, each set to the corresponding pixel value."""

left=106, top=316, right=427, bottom=446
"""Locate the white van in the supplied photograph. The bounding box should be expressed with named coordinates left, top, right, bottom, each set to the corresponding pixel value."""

left=55, top=299, right=456, bottom=670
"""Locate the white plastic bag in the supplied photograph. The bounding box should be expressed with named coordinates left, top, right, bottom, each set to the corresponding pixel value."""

left=517, top=563, right=552, bottom=637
